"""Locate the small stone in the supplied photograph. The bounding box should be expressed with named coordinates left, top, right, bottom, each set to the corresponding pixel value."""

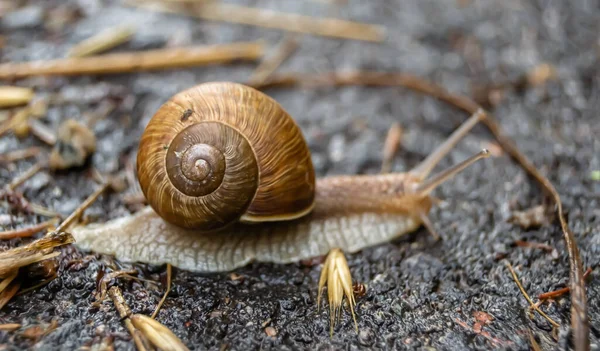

left=1, top=6, right=44, bottom=29
left=358, top=328, right=374, bottom=346
left=265, top=326, right=277, bottom=337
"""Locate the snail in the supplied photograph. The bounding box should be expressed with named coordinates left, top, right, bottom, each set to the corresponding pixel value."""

left=71, top=82, right=490, bottom=332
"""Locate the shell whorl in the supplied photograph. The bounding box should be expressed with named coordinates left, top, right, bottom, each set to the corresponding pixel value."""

left=137, top=82, right=315, bottom=231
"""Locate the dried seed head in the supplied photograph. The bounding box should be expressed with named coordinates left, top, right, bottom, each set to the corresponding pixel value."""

left=317, top=248, right=358, bottom=336
left=130, top=314, right=189, bottom=351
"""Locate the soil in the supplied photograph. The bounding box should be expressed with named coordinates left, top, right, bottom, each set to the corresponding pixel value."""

left=0, top=0, right=599, bottom=350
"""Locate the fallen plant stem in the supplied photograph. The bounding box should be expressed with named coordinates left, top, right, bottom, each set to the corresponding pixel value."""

left=0, top=270, right=18, bottom=294
left=108, top=286, right=149, bottom=351
left=68, top=25, right=135, bottom=58
left=28, top=119, right=57, bottom=146
left=253, top=70, right=589, bottom=350
left=506, top=262, right=560, bottom=328
left=381, top=122, right=403, bottom=173
left=129, top=1, right=385, bottom=42
left=248, top=36, right=298, bottom=86
left=151, top=264, right=172, bottom=319
left=0, top=86, right=34, bottom=107
left=94, top=269, right=157, bottom=307
left=528, top=330, right=542, bottom=351
left=55, top=183, right=109, bottom=233
left=0, top=218, right=59, bottom=240
left=514, top=240, right=554, bottom=252
left=0, top=279, right=20, bottom=310
left=29, top=203, right=59, bottom=218
left=8, top=162, right=44, bottom=191
left=0, top=147, right=42, bottom=163
left=0, top=232, right=73, bottom=277
left=0, top=323, right=21, bottom=331
left=0, top=42, right=265, bottom=79
left=539, top=267, right=593, bottom=300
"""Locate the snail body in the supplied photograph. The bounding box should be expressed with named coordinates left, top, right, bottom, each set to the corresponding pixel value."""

left=72, top=82, right=490, bottom=272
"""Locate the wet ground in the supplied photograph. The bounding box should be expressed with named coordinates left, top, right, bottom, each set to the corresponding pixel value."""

left=0, top=0, right=599, bottom=350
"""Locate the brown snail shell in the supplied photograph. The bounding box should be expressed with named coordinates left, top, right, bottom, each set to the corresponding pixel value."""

left=137, top=82, right=316, bottom=231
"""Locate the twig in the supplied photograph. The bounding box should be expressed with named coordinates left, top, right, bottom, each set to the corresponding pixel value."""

left=94, top=269, right=158, bottom=307
left=381, top=122, right=402, bottom=173
left=0, top=323, right=20, bottom=331
left=539, top=267, right=592, bottom=300
left=0, top=42, right=265, bottom=79
left=28, top=119, right=57, bottom=146
left=7, top=162, right=44, bottom=191
left=506, top=262, right=560, bottom=328
left=29, top=203, right=60, bottom=218
left=0, top=218, right=58, bottom=240
left=151, top=264, right=172, bottom=319
left=0, top=279, right=20, bottom=310
left=108, top=286, right=149, bottom=351
left=528, top=330, right=542, bottom=351
left=248, top=36, right=298, bottom=86
left=55, top=183, right=110, bottom=233
left=514, top=240, right=554, bottom=253
left=68, top=26, right=135, bottom=57
left=252, top=70, right=589, bottom=350
left=0, top=147, right=42, bottom=163
left=128, top=1, right=385, bottom=42
left=0, top=270, right=18, bottom=294
left=0, top=232, right=72, bottom=277
left=0, top=86, right=34, bottom=107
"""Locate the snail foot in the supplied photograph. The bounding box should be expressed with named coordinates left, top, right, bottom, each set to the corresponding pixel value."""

left=316, top=248, right=358, bottom=337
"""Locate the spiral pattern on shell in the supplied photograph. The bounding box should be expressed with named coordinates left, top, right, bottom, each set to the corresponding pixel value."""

left=137, top=82, right=315, bottom=231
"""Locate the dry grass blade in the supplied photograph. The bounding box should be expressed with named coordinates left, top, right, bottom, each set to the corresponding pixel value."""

left=151, top=264, right=172, bottom=319
left=253, top=70, right=589, bottom=350
left=248, top=36, right=298, bottom=86
left=0, top=323, right=21, bottom=331
left=93, top=269, right=157, bottom=306
left=0, top=231, right=73, bottom=278
left=129, top=1, right=385, bottom=42
left=108, top=286, right=150, bottom=351
left=131, top=314, right=189, bottom=351
left=0, top=86, right=34, bottom=107
left=0, top=270, right=18, bottom=294
left=0, top=147, right=42, bottom=163
left=55, top=183, right=109, bottom=233
left=29, top=203, right=60, bottom=218
left=0, top=42, right=265, bottom=79
left=538, top=267, right=592, bottom=300
left=0, top=218, right=58, bottom=240
left=68, top=26, right=135, bottom=57
left=381, top=122, right=403, bottom=173
left=28, top=120, right=57, bottom=146
left=506, top=263, right=560, bottom=328
left=0, top=279, right=20, bottom=310
left=7, top=162, right=44, bottom=191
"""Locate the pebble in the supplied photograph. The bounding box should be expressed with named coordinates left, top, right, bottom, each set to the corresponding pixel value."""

left=1, top=6, right=44, bottom=29
left=358, top=328, right=374, bottom=346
